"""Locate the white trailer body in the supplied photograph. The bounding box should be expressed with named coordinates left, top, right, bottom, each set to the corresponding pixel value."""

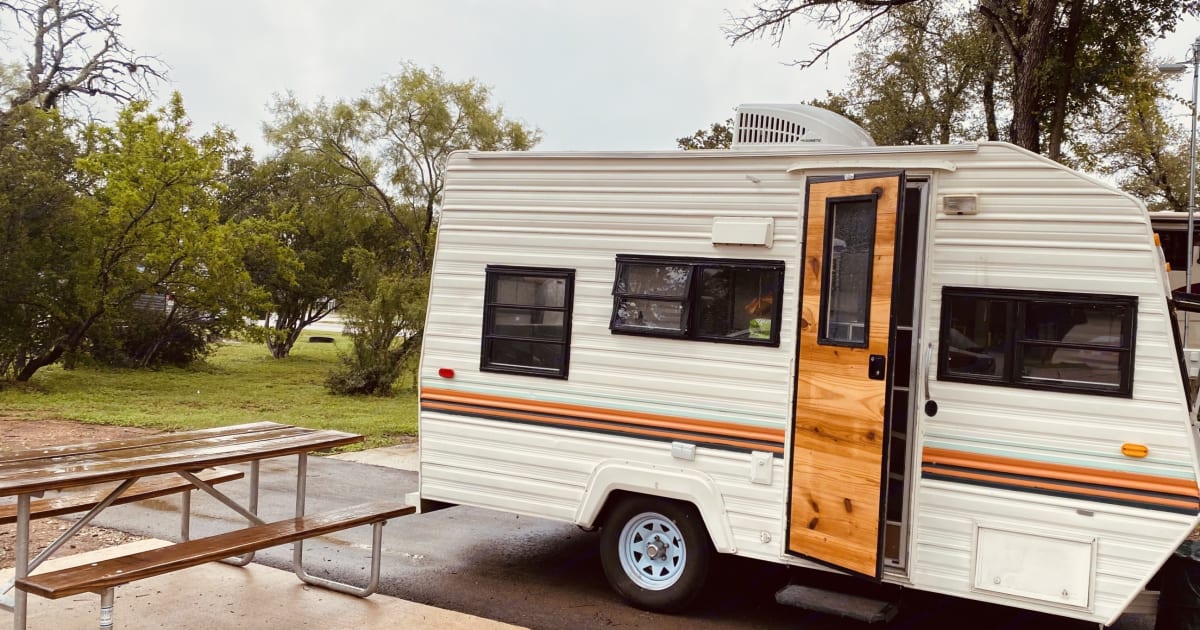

left=417, top=133, right=1200, bottom=623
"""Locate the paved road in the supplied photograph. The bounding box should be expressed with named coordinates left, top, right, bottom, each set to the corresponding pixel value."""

left=85, top=456, right=1151, bottom=629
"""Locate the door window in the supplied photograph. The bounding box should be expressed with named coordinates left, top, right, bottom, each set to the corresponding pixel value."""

left=820, top=196, right=877, bottom=347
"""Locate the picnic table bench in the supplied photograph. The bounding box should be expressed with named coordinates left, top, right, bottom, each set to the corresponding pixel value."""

left=17, top=501, right=415, bottom=599
left=0, top=422, right=412, bottom=630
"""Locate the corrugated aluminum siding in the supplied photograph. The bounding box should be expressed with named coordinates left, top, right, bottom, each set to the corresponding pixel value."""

left=913, top=143, right=1200, bottom=624
left=421, top=151, right=807, bottom=562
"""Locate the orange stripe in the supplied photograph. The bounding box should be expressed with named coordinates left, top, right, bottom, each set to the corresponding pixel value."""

left=922, top=447, right=1200, bottom=499
left=422, top=386, right=786, bottom=444
left=923, top=465, right=1200, bottom=511
left=422, top=400, right=784, bottom=454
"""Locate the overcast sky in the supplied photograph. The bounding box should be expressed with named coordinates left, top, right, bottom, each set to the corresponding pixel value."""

left=92, top=2, right=1200, bottom=154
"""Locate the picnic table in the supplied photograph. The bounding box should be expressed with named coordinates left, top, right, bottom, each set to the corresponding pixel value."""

left=0, top=421, right=412, bottom=630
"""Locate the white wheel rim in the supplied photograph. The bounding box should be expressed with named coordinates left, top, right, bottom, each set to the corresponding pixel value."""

left=617, top=511, right=687, bottom=590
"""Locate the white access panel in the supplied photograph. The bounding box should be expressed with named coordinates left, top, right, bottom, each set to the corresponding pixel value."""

left=711, top=216, right=774, bottom=246
left=972, top=525, right=1095, bottom=609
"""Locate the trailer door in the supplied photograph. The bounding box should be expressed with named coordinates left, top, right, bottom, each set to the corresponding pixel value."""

left=788, top=172, right=904, bottom=579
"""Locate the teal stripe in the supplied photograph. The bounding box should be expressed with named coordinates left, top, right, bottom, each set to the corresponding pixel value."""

left=923, top=435, right=1198, bottom=481
left=420, top=376, right=787, bottom=429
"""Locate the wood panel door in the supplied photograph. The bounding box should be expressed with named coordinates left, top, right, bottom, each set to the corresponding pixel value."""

left=788, top=172, right=903, bottom=579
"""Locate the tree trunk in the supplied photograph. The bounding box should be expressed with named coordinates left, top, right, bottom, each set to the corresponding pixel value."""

left=1010, top=62, right=1043, bottom=152
left=265, top=313, right=297, bottom=359
left=983, top=74, right=999, bottom=141
left=269, top=332, right=304, bottom=359
left=136, top=306, right=178, bottom=367
left=1046, top=0, right=1084, bottom=162
left=15, top=346, right=64, bottom=381
left=266, top=330, right=290, bottom=358
left=981, top=0, right=1060, bottom=152
left=14, top=311, right=101, bottom=381
left=979, top=12, right=1003, bottom=142
left=265, top=302, right=334, bottom=359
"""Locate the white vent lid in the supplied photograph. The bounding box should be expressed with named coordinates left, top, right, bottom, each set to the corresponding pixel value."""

left=731, top=104, right=874, bottom=150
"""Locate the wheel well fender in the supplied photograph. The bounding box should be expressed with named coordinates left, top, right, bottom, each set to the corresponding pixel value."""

left=575, top=460, right=736, bottom=553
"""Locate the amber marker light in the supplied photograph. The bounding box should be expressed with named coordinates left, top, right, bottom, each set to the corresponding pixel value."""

left=1121, top=443, right=1149, bottom=458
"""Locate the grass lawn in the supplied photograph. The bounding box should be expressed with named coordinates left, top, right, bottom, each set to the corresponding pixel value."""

left=0, top=333, right=416, bottom=450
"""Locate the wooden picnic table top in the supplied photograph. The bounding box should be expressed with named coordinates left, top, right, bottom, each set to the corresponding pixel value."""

left=0, top=421, right=362, bottom=496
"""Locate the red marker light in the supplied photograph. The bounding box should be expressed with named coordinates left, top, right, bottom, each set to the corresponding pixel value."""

left=438, top=368, right=455, bottom=378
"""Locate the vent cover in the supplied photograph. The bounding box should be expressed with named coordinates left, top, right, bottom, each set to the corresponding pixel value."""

left=731, top=104, right=874, bottom=150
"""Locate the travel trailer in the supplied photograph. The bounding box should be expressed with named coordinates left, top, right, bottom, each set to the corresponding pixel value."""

left=414, top=104, right=1200, bottom=624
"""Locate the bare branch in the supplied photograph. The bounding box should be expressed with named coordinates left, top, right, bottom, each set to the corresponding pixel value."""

left=724, top=0, right=921, bottom=69
left=790, top=7, right=890, bottom=69
left=0, top=0, right=165, bottom=117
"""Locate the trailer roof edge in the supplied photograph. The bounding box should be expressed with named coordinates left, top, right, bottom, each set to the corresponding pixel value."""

left=457, top=143, right=981, bottom=160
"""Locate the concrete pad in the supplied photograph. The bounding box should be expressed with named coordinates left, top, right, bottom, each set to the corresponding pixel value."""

left=1, top=539, right=522, bottom=629
left=330, top=443, right=418, bottom=471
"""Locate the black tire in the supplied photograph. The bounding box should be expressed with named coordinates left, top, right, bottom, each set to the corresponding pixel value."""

left=599, top=496, right=713, bottom=613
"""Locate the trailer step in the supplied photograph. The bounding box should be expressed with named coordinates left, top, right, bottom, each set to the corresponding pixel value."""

left=775, top=584, right=899, bottom=623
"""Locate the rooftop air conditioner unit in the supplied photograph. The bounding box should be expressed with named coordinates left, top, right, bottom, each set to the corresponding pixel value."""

left=731, top=104, right=874, bottom=150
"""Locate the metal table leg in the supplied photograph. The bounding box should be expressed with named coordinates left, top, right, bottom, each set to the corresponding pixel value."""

left=3, top=480, right=137, bottom=628
left=98, top=588, right=114, bottom=630
left=178, top=462, right=261, bottom=566
left=12, top=494, right=29, bottom=630
left=289, top=452, right=389, bottom=597
left=294, top=452, right=307, bottom=517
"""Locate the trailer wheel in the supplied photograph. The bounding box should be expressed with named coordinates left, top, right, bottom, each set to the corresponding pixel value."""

left=599, top=496, right=713, bottom=612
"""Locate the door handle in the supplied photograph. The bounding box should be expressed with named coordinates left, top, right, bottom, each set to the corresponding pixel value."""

left=923, top=342, right=933, bottom=402
left=923, top=342, right=938, bottom=417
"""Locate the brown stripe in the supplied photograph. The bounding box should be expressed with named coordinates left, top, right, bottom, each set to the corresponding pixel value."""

left=922, top=465, right=1200, bottom=511
left=922, top=447, right=1200, bottom=499
left=422, top=387, right=785, bottom=445
left=422, top=400, right=785, bottom=454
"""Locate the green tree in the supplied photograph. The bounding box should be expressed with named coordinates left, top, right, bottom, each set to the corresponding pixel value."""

left=677, top=118, right=734, bottom=149
left=325, top=249, right=428, bottom=395
left=12, top=94, right=263, bottom=381
left=265, top=63, right=540, bottom=394
left=1076, top=61, right=1190, bottom=212
left=836, top=4, right=1002, bottom=146
left=0, top=105, right=84, bottom=380
left=82, top=213, right=266, bottom=369
left=716, top=1, right=1192, bottom=206
left=221, top=150, right=384, bottom=359
left=725, top=0, right=1200, bottom=159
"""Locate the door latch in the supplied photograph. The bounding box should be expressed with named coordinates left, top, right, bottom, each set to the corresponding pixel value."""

left=868, top=354, right=886, bottom=380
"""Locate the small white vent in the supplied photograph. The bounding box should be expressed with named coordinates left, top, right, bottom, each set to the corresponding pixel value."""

left=731, top=104, right=874, bottom=150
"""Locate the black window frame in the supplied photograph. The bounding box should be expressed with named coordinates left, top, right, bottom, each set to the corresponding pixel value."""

left=609, top=254, right=786, bottom=347
left=818, top=193, right=879, bottom=349
left=481, top=265, right=575, bottom=379
left=937, top=287, right=1137, bottom=398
